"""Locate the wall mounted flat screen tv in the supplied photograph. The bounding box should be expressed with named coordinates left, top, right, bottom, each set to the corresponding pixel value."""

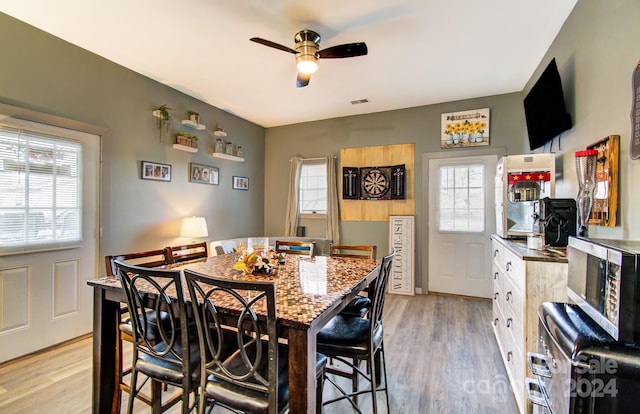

left=524, top=58, right=572, bottom=150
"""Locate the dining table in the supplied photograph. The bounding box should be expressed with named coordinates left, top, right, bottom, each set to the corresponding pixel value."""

left=87, top=252, right=381, bottom=414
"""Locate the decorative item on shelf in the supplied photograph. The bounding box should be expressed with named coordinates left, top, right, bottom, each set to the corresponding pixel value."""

left=181, top=112, right=205, bottom=130
left=188, top=111, right=200, bottom=124
left=152, top=104, right=172, bottom=142
left=176, top=131, right=199, bottom=148
left=225, top=141, right=234, bottom=155
left=213, top=124, right=227, bottom=137
left=214, top=138, right=224, bottom=153
left=236, top=145, right=243, bottom=158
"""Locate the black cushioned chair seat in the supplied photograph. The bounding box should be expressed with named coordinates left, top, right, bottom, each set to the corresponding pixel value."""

left=137, top=340, right=201, bottom=384
left=339, top=294, right=371, bottom=317
left=316, top=315, right=383, bottom=357
left=204, top=342, right=327, bottom=413
left=119, top=310, right=172, bottom=341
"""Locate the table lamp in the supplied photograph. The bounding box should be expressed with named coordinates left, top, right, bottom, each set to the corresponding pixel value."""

left=181, top=216, right=208, bottom=241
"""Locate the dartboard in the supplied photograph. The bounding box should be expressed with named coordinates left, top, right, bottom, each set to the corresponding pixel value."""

left=362, top=168, right=390, bottom=198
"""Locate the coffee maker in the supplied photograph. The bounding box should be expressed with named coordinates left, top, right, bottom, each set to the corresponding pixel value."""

left=532, top=197, right=577, bottom=247
left=495, top=154, right=555, bottom=238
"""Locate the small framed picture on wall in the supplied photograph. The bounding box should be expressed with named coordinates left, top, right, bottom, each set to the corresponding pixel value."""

left=141, top=161, right=171, bottom=182
left=189, top=162, right=219, bottom=185
left=232, top=176, right=249, bottom=190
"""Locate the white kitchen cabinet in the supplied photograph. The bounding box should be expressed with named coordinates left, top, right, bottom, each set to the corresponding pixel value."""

left=491, top=235, right=568, bottom=413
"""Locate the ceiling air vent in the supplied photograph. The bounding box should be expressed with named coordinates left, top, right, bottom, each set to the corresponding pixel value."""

left=350, top=98, right=369, bottom=105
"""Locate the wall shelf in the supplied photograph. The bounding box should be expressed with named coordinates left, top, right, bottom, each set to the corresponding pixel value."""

left=173, top=143, right=198, bottom=153
left=211, top=152, right=244, bottom=162
left=181, top=119, right=206, bottom=130
left=213, top=130, right=227, bottom=137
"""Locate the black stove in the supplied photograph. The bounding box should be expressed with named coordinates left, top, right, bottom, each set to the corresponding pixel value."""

left=527, top=302, right=640, bottom=413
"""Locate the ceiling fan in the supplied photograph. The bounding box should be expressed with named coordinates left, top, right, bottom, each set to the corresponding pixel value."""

left=250, top=29, right=368, bottom=88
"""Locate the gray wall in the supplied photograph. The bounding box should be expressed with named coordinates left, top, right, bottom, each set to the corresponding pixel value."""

left=525, top=0, right=640, bottom=240
left=0, top=13, right=266, bottom=269
left=2, top=0, right=639, bottom=288
left=264, top=94, right=524, bottom=290
left=264, top=0, right=640, bottom=289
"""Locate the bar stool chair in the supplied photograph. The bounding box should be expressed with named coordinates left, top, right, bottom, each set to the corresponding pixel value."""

left=105, top=249, right=172, bottom=412
left=165, top=241, right=209, bottom=264
left=184, top=269, right=328, bottom=414
left=330, top=244, right=377, bottom=317
left=114, top=260, right=200, bottom=414
left=317, top=249, right=395, bottom=414
left=275, top=240, right=315, bottom=256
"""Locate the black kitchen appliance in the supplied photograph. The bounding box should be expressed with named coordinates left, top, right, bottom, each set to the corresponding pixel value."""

left=533, top=198, right=577, bottom=247
left=567, top=237, right=640, bottom=344
left=528, top=302, right=640, bottom=414
left=527, top=237, right=640, bottom=413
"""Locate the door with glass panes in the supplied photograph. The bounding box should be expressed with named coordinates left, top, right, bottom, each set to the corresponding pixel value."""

left=427, top=155, right=496, bottom=298
left=0, top=118, right=99, bottom=363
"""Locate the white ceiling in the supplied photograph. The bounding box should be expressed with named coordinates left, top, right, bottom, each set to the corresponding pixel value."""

left=1, top=0, right=578, bottom=128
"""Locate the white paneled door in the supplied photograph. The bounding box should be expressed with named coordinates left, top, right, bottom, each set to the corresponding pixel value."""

left=0, top=119, right=99, bottom=363
left=428, top=155, right=497, bottom=298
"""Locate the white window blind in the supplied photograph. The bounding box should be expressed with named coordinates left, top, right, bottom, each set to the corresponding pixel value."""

left=299, top=160, right=327, bottom=215
left=438, top=164, right=485, bottom=232
left=0, top=125, right=82, bottom=253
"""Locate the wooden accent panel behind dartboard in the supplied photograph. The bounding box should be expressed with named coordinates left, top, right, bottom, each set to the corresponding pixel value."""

left=340, top=143, right=415, bottom=221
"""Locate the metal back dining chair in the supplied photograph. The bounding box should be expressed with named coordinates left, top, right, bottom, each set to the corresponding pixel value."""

left=275, top=240, right=315, bottom=256
left=165, top=241, right=209, bottom=264
left=316, top=249, right=395, bottom=414
left=330, top=244, right=378, bottom=318
left=329, top=244, right=377, bottom=260
left=105, top=249, right=172, bottom=411
left=184, top=269, right=327, bottom=414
left=114, top=260, right=199, bottom=414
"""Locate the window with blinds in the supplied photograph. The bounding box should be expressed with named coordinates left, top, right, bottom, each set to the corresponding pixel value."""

left=0, top=126, right=82, bottom=253
left=299, top=160, right=327, bottom=216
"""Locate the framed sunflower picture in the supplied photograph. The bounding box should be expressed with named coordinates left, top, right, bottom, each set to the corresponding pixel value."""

left=441, top=108, right=490, bottom=149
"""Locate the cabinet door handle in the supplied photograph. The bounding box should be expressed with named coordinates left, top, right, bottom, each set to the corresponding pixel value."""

left=494, top=292, right=499, bottom=300
left=506, top=291, right=512, bottom=301
left=507, top=351, right=513, bottom=362
left=506, top=318, right=513, bottom=328
left=505, top=261, right=512, bottom=271
left=493, top=318, right=499, bottom=326
left=494, top=272, right=499, bottom=280
left=493, top=249, right=499, bottom=258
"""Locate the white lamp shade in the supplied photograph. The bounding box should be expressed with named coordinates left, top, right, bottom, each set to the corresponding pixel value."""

left=181, top=216, right=208, bottom=238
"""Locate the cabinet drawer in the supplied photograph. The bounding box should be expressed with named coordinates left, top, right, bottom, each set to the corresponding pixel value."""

left=502, top=248, right=524, bottom=291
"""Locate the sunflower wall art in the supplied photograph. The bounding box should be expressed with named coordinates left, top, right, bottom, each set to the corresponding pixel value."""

left=441, top=108, right=490, bottom=149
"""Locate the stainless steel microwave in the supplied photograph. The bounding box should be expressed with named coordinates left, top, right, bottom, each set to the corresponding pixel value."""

left=567, top=236, right=640, bottom=345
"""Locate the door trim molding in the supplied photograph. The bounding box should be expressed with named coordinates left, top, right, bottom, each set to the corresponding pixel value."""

left=420, top=147, right=506, bottom=294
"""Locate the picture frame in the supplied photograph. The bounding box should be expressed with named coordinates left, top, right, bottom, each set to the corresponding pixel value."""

left=141, top=160, right=171, bottom=182
left=441, top=107, right=490, bottom=149
left=189, top=162, right=219, bottom=185
left=232, top=176, right=249, bottom=190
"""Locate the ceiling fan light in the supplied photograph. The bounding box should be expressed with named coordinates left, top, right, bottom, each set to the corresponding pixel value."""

left=297, top=57, right=318, bottom=74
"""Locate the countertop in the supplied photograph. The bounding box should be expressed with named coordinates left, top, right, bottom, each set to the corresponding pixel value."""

left=492, top=234, right=568, bottom=263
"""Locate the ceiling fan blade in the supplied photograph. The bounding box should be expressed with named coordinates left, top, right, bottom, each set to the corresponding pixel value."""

left=318, top=42, right=368, bottom=59
left=296, top=73, right=311, bottom=88
left=250, top=37, right=297, bottom=54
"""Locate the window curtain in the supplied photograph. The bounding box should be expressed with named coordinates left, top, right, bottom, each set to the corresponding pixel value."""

left=325, top=155, right=340, bottom=243
left=284, top=156, right=302, bottom=236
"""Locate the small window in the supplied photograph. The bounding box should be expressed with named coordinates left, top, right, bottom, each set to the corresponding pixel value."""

left=438, top=164, right=485, bottom=232
left=0, top=125, right=82, bottom=253
left=299, top=160, right=327, bottom=216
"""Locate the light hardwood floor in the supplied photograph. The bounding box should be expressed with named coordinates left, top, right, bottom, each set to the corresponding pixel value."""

left=0, top=294, right=518, bottom=413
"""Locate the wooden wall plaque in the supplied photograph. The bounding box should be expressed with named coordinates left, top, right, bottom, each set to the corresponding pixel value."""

left=340, top=143, right=415, bottom=221
left=388, top=215, right=415, bottom=296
